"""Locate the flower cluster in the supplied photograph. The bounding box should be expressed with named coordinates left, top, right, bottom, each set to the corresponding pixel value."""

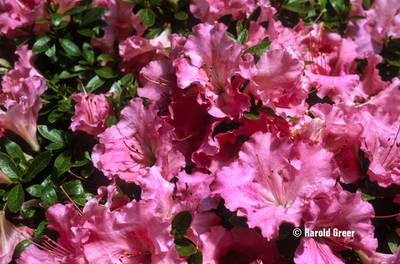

left=1, top=0, right=400, bottom=263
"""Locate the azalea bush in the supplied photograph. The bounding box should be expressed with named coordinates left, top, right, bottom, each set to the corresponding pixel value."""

left=1, top=0, right=400, bottom=263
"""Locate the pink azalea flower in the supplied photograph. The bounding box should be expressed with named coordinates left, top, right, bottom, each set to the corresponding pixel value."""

left=189, top=0, right=255, bottom=24
left=295, top=186, right=377, bottom=263
left=345, top=0, right=400, bottom=54
left=0, top=45, right=47, bottom=151
left=83, top=199, right=185, bottom=264
left=0, top=0, right=46, bottom=38
left=355, top=105, right=400, bottom=187
left=174, top=22, right=251, bottom=118
left=92, top=98, right=185, bottom=183
left=297, top=24, right=364, bottom=102
left=0, top=211, right=32, bottom=264
left=211, top=131, right=338, bottom=240
left=70, top=92, right=114, bottom=137
left=91, top=0, right=145, bottom=56
left=310, top=102, right=364, bottom=184
left=17, top=204, right=88, bottom=264
left=119, top=35, right=169, bottom=76
left=367, top=77, right=400, bottom=119
left=359, top=52, right=388, bottom=96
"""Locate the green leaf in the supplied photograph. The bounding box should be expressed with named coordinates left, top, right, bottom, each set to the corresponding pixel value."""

left=26, top=184, right=45, bottom=197
left=243, top=111, right=260, bottom=120
left=288, top=116, right=300, bottom=122
left=174, top=11, right=189, bottom=20
left=62, top=180, right=84, bottom=195
left=54, top=150, right=72, bottom=177
left=304, top=60, right=315, bottom=65
left=244, top=6, right=261, bottom=29
left=360, top=192, right=375, bottom=201
left=385, top=225, right=400, bottom=253
left=243, top=37, right=272, bottom=55
left=96, top=54, right=115, bottom=61
left=137, top=9, right=156, bottom=27
left=50, top=13, right=63, bottom=26
left=237, top=29, right=248, bottom=45
left=174, top=238, right=197, bottom=256
left=34, top=18, right=50, bottom=24
left=48, top=109, right=63, bottom=123
left=170, top=210, right=192, bottom=239
left=8, top=184, right=24, bottom=213
left=32, top=35, right=52, bottom=54
left=45, top=142, right=65, bottom=150
left=23, top=151, right=52, bottom=183
left=119, top=74, right=134, bottom=87
left=58, top=70, right=81, bottom=79
left=105, top=115, right=118, bottom=127
left=45, top=44, right=57, bottom=63
left=77, top=28, right=95, bottom=37
left=12, top=240, right=31, bottom=259
left=40, top=186, right=58, bottom=208
left=64, top=6, right=87, bottom=16
left=0, top=153, right=20, bottom=181
left=82, top=7, right=108, bottom=27
left=86, top=75, right=105, bottom=93
left=38, top=125, right=66, bottom=143
left=94, top=66, right=118, bottom=79
left=20, top=206, right=40, bottom=218
left=350, top=15, right=366, bottom=20
left=0, top=58, right=12, bottom=68
left=5, top=141, right=26, bottom=162
left=258, top=106, right=287, bottom=122
left=82, top=42, right=94, bottom=64
left=284, top=4, right=314, bottom=13
left=187, top=251, right=203, bottom=264
left=59, top=38, right=80, bottom=56
left=276, top=232, right=294, bottom=259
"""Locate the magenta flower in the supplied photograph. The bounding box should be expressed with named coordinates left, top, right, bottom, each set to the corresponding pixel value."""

left=175, top=22, right=251, bottom=118
left=70, top=92, right=113, bottom=137
left=0, top=45, right=47, bottom=151
left=0, top=211, right=32, bottom=264
left=294, top=186, right=377, bottom=263
left=211, top=131, right=338, bottom=240
left=92, top=98, right=185, bottom=183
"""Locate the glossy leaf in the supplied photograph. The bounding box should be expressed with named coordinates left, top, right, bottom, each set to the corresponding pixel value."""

left=0, top=153, right=20, bottom=181
left=26, top=184, right=45, bottom=197
left=32, top=35, right=52, bottom=54
left=8, top=184, right=24, bottom=213
left=23, top=151, right=52, bottom=183
left=187, top=251, right=203, bottom=264
left=170, top=210, right=192, bottom=239
left=82, top=7, right=108, bottom=26
left=59, top=38, right=80, bottom=56
left=174, top=238, right=197, bottom=256
left=38, top=125, right=66, bottom=143
left=137, top=9, right=155, bottom=27
left=86, top=75, right=105, bottom=93
left=54, top=150, right=72, bottom=177
left=62, top=180, right=84, bottom=195
left=94, top=66, right=118, bottom=79
left=5, top=141, right=26, bottom=162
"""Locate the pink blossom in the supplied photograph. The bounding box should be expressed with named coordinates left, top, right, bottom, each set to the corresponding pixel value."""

left=92, top=98, right=185, bottom=183
left=367, top=77, right=400, bottom=119
left=18, top=204, right=88, bottom=264
left=0, top=45, right=47, bottom=151
left=175, top=22, right=251, bottom=118
left=294, top=186, right=377, bottom=263
left=0, top=0, right=46, bottom=38
left=297, top=24, right=364, bottom=102
left=119, top=36, right=169, bottom=76
left=310, top=102, right=364, bottom=184
left=189, top=0, right=255, bottom=24
left=211, top=131, right=338, bottom=240
left=91, top=0, right=145, bottom=56
left=355, top=105, right=400, bottom=187
left=0, top=211, right=32, bottom=264
left=70, top=92, right=114, bottom=137
left=83, top=199, right=185, bottom=263
left=346, top=0, right=400, bottom=54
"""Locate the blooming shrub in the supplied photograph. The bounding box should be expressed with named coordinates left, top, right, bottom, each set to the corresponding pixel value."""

left=1, top=0, right=400, bottom=263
